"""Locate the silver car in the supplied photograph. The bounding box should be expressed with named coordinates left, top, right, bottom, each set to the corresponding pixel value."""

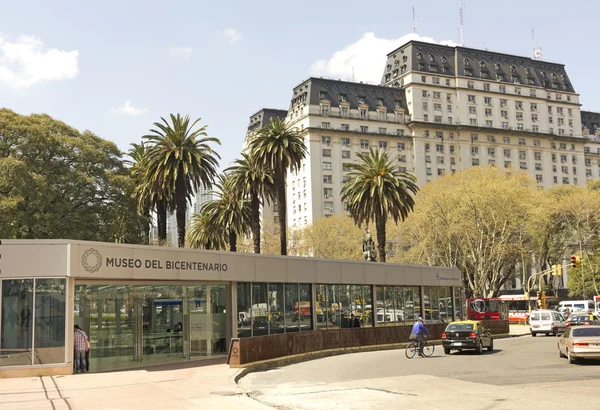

left=558, top=325, right=600, bottom=364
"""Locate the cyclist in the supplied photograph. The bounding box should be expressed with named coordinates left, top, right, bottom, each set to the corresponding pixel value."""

left=410, top=317, right=429, bottom=357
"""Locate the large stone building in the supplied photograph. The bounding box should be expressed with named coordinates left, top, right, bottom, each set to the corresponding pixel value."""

left=249, top=40, right=600, bottom=228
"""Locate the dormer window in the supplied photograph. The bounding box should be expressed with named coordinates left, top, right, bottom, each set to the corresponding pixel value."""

left=428, top=54, right=434, bottom=62
left=510, top=65, right=516, bottom=73
left=525, top=67, right=530, bottom=74
left=561, top=74, right=566, bottom=82
left=338, top=94, right=347, bottom=102
left=479, top=61, right=485, bottom=68
left=394, top=100, right=402, bottom=109
left=441, top=56, right=447, bottom=64
left=402, top=56, right=408, bottom=62
left=494, top=63, right=500, bottom=70
left=357, top=96, right=365, bottom=104
left=551, top=73, right=557, bottom=80
left=417, top=53, right=422, bottom=60
left=540, top=71, right=546, bottom=78
left=376, top=98, right=383, bottom=106
left=463, top=58, right=470, bottom=66
left=386, top=64, right=392, bottom=71
left=319, top=91, right=327, bottom=100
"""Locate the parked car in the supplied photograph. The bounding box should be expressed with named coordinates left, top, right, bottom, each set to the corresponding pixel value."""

left=558, top=325, right=600, bottom=364
left=529, top=310, right=566, bottom=337
left=442, top=320, right=493, bottom=355
left=566, top=314, right=600, bottom=327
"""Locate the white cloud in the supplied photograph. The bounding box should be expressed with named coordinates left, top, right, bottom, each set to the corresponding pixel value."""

left=223, top=28, right=242, bottom=45
left=169, top=47, right=193, bottom=59
left=310, top=32, right=458, bottom=84
left=0, top=35, right=79, bottom=89
left=110, top=101, right=148, bottom=116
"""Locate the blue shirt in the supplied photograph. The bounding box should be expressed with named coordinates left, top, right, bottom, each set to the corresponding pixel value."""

left=411, top=321, right=429, bottom=336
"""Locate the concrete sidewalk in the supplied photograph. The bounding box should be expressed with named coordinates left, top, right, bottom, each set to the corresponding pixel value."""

left=509, top=323, right=531, bottom=336
left=0, top=359, right=265, bottom=410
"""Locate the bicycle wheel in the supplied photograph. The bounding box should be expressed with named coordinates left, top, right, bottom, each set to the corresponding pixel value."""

left=405, top=342, right=417, bottom=359
left=422, top=341, right=435, bottom=357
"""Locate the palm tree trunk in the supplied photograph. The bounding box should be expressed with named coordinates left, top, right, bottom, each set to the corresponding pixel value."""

left=229, top=229, right=237, bottom=252
left=276, top=167, right=287, bottom=255
left=157, top=200, right=167, bottom=243
left=251, top=192, right=261, bottom=254
left=175, top=168, right=187, bottom=248
left=375, top=214, right=387, bottom=263
left=143, top=207, right=150, bottom=245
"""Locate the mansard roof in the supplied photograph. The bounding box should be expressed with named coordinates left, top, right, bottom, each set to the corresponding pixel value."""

left=381, top=40, right=575, bottom=93
left=247, top=108, right=288, bottom=134
left=291, top=77, right=408, bottom=112
left=581, top=111, right=600, bottom=134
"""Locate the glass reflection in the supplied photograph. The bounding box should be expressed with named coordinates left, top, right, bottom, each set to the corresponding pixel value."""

left=237, top=283, right=251, bottom=338
left=284, top=284, right=299, bottom=333
left=251, top=283, right=268, bottom=336
left=315, top=284, right=327, bottom=330
left=34, top=279, right=66, bottom=364
left=1, top=279, right=34, bottom=366
left=299, top=284, right=312, bottom=331
left=268, top=283, right=284, bottom=334
left=375, top=286, right=385, bottom=327
left=361, top=286, right=373, bottom=327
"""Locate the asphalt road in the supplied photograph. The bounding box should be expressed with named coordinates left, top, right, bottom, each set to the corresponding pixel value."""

left=240, top=335, right=600, bottom=410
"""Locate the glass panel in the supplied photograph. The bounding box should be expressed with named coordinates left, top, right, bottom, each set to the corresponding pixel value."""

left=375, top=286, right=385, bottom=327
left=454, top=287, right=465, bottom=321
left=339, top=285, right=351, bottom=328
left=315, top=284, right=327, bottom=330
left=34, top=278, right=66, bottom=364
left=1, top=279, right=34, bottom=366
left=236, top=283, right=251, bottom=338
left=268, top=283, right=285, bottom=334
left=299, top=284, right=312, bottom=331
left=251, top=283, right=268, bottom=336
left=393, top=286, right=404, bottom=325
left=404, top=287, right=415, bottom=324
left=327, top=285, right=340, bottom=329
left=188, top=285, right=208, bottom=357
left=284, top=284, right=299, bottom=333
left=430, top=287, right=440, bottom=324
left=210, top=285, right=227, bottom=353
left=350, top=285, right=363, bottom=327
left=413, top=287, right=422, bottom=321
left=386, top=286, right=395, bottom=325
left=362, top=286, right=373, bottom=327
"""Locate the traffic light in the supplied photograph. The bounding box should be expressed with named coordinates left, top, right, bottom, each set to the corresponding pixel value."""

left=552, top=264, right=562, bottom=276
left=541, top=292, right=547, bottom=309
left=571, top=255, right=577, bottom=268
left=536, top=290, right=542, bottom=306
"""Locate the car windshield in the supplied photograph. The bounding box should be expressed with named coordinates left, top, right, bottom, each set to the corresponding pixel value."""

left=570, top=316, right=589, bottom=321
left=572, top=328, right=600, bottom=337
left=446, top=323, right=474, bottom=331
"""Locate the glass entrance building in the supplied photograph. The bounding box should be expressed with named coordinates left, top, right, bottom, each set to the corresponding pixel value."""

left=0, top=240, right=462, bottom=377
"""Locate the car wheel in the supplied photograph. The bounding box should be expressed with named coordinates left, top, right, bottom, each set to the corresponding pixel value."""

left=568, top=350, right=577, bottom=364
left=552, top=327, right=557, bottom=336
left=444, top=347, right=451, bottom=355
left=531, top=332, right=537, bottom=337
left=487, top=338, right=494, bottom=351
left=545, top=333, right=550, bottom=336
left=476, top=340, right=483, bottom=355
left=484, top=315, right=491, bottom=321
left=558, top=346, right=566, bottom=358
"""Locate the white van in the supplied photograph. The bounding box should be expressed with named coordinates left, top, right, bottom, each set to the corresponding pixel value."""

left=558, top=300, right=595, bottom=314
left=530, top=309, right=566, bottom=337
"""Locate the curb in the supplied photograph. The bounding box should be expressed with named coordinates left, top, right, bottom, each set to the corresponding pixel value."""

left=234, top=333, right=512, bottom=384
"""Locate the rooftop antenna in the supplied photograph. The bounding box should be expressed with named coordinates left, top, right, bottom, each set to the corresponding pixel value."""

left=459, top=0, right=465, bottom=46
left=484, top=39, right=488, bottom=51
left=412, top=6, right=417, bottom=34
left=532, top=29, right=542, bottom=60
left=352, top=66, right=355, bottom=82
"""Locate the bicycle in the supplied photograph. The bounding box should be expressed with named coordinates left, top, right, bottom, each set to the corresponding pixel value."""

left=405, top=336, right=435, bottom=359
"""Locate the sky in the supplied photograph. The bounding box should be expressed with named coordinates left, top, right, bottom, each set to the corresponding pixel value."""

left=2, top=0, right=599, bottom=170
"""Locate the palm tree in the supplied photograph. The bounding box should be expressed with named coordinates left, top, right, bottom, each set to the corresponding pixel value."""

left=200, top=175, right=252, bottom=252
left=144, top=114, right=221, bottom=247
left=186, top=212, right=227, bottom=250
left=341, top=147, right=419, bottom=262
left=226, top=152, right=274, bottom=253
left=126, top=143, right=151, bottom=244
left=248, top=117, right=307, bottom=255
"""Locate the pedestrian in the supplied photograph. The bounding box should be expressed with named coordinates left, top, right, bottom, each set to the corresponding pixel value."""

left=74, top=325, right=89, bottom=373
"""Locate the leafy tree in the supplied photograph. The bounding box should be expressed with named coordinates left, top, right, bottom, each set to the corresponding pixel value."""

left=398, top=166, right=542, bottom=297
left=302, top=215, right=364, bottom=260
left=248, top=117, right=307, bottom=255
left=0, top=108, right=146, bottom=242
left=144, top=114, right=220, bottom=247
left=341, top=147, right=418, bottom=262
left=197, top=175, right=251, bottom=252
left=226, top=152, right=274, bottom=253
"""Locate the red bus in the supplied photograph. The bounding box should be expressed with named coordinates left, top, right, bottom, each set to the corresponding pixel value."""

left=467, top=295, right=559, bottom=323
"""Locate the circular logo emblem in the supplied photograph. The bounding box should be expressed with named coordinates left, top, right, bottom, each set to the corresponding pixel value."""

left=82, top=248, right=102, bottom=273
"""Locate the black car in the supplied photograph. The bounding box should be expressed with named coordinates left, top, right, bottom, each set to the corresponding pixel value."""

left=442, top=321, right=494, bottom=355
left=566, top=314, right=600, bottom=327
